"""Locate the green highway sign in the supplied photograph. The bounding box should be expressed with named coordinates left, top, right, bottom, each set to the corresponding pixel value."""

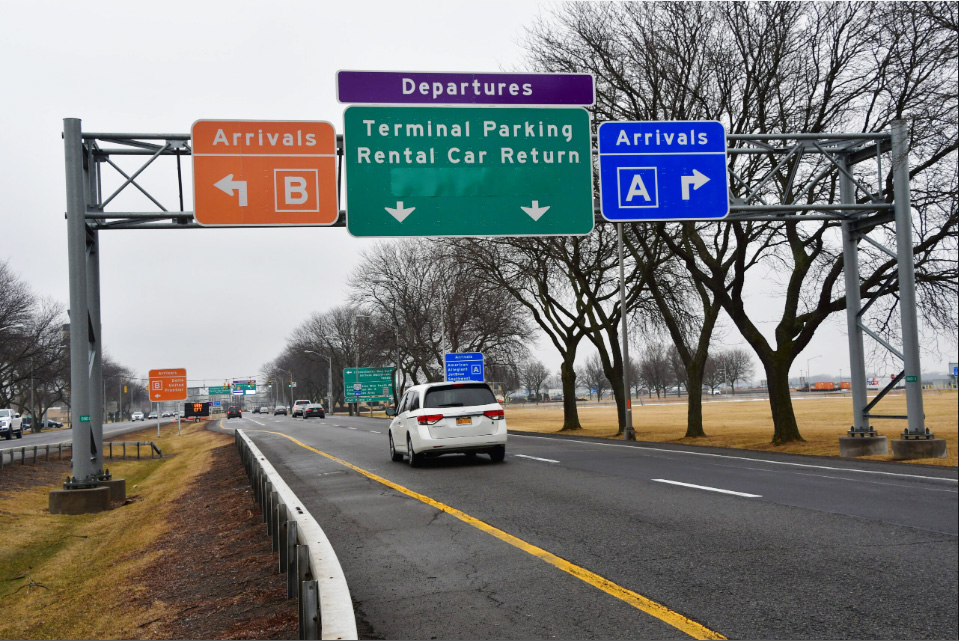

left=344, top=106, right=594, bottom=237
left=343, top=367, right=395, bottom=402
left=208, top=386, right=231, bottom=395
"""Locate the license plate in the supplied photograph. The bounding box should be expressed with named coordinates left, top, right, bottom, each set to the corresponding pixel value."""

left=456, top=417, right=471, bottom=426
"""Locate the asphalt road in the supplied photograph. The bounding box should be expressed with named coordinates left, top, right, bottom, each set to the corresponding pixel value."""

left=219, top=413, right=957, bottom=640
left=1, top=417, right=180, bottom=451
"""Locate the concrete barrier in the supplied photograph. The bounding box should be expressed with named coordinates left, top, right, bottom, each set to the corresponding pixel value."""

left=235, top=429, right=357, bottom=641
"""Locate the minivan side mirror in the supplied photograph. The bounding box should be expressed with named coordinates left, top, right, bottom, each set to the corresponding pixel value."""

left=385, top=407, right=396, bottom=417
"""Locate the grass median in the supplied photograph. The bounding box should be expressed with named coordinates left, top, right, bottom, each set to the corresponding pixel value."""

left=0, top=420, right=226, bottom=639
left=504, top=389, right=958, bottom=467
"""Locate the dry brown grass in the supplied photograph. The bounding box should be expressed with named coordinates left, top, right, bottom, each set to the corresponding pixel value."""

left=506, top=389, right=958, bottom=467
left=0, top=421, right=223, bottom=640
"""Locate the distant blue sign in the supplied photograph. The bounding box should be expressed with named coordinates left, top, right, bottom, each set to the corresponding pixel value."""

left=598, top=121, right=729, bottom=221
left=445, top=352, right=485, bottom=382
left=213, top=401, right=221, bottom=406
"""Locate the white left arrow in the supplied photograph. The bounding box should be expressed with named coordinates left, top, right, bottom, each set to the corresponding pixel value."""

left=521, top=200, right=550, bottom=221
left=385, top=201, right=415, bottom=222
left=214, top=174, right=248, bottom=206
left=681, top=169, right=710, bottom=200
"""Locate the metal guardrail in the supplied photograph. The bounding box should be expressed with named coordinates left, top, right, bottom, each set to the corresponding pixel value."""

left=0, top=440, right=162, bottom=471
left=235, top=428, right=357, bottom=641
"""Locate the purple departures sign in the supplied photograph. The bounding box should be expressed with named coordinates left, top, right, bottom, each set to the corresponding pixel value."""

left=337, top=70, right=595, bottom=106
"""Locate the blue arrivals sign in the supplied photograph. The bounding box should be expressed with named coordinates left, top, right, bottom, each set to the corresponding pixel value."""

left=445, top=352, right=485, bottom=382
left=598, top=121, right=729, bottom=221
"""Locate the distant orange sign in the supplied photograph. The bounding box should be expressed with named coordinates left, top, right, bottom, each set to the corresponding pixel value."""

left=148, top=368, right=187, bottom=401
left=192, top=120, right=338, bottom=226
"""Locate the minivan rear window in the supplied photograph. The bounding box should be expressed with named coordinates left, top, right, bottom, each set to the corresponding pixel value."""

left=423, top=384, right=496, bottom=408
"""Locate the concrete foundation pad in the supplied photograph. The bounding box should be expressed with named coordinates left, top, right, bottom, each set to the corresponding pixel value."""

left=890, top=438, right=948, bottom=460
left=839, top=435, right=889, bottom=457
left=48, top=486, right=111, bottom=515
left=100, top=478, right=126, bottom=503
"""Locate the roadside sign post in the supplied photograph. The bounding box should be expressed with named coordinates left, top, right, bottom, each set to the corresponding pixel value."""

left=148, top=368, right=187, bottom=436
left=444, top=353, right=485, bottom=382
left=343, top=368, right=395, bottom=406
left=343, top=106, right=594, bottom=237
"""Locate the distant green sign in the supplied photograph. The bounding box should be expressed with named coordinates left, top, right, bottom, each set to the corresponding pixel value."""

left=79, top=415, right=90, bottom=423
left=232, top=379, right=256, bottom=392
left=343, top=367, right=395, bottom=402
left=905, top=375, right=918, bottom=383
left=208, top=386, right=231, bottom=395
left=344, top=106, right=594, bottom=237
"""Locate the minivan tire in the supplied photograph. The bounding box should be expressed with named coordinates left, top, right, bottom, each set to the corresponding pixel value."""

left=489, top=445, right=505, bottom=463
left=389, top=433, right=403, bottom=462
left=407, top=438, right=422, bottom=467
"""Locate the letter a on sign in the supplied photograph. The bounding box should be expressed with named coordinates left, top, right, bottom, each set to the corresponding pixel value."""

left=617, top=167, right=658, bottom=208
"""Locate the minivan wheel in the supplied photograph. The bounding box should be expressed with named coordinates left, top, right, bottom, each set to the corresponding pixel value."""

left=389, top=433, right=403, bottom=462
left=407, top=438, right=422, bottom=467
left=489, top=445, right=505, bottom=463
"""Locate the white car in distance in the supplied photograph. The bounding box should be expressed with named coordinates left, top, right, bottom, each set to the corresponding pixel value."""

left=131, top=411, right=144, bottom=421
left=387, top=382, right=507, bottom=467
left=291, top=399, right=311, bottom=418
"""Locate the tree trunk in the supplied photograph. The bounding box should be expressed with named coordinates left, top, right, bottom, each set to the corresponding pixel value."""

left=684, top=362, right=707, bottom=438
left=764, top=357, right=804, bottom=444
left=559, top=357, right=582, bottom=431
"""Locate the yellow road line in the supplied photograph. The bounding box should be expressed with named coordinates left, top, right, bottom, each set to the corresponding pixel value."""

left=245, top=428, right=725, bottom=640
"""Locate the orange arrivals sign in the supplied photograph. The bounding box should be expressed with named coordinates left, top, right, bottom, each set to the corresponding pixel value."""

left=192, top=120, right=338, bottom=226
left=148, top=368, right=188, bottom=401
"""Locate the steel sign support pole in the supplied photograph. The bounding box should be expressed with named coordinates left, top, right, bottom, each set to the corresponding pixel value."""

left=890, top=121, right=927, bottom=437
left=839, top=155, right=871, bottom=435
left=618, top=223, right=635, bottom=440
left=63, top=118, right=100, bottom=485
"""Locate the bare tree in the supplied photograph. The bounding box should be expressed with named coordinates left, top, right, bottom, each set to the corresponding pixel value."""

left=701, top=354, right=725, bottom=395
left=578, top=353, right=608, bottom=401
left=637, top=342, right=672, bottom=399
left=349, top=240, right=534, bottom=386
left=715, top=348, right=755, bottom=395
left=519, top=359, right=549, bottom=403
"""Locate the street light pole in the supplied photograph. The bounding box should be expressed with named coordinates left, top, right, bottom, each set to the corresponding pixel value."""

left=304, top=350, right=333, bottom=413
left=806, top=354, right=821, bottom=391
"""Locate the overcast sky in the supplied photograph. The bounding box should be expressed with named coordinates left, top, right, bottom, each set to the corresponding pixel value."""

left=2, top=0, right=955, bottom=390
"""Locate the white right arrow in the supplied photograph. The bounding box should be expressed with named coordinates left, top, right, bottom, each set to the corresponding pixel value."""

left=521, top=200, right=550, bottom=221
left=214, top=174, right=248, bottom=206
left=385, top=201, right=415, bottom=222
left=681, top=169, right=710, bottom=200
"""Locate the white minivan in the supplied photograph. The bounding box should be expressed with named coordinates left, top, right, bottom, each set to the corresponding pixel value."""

left=291, top=399, right=311, bottom=417
left=387, top=382, right=507, bottom=467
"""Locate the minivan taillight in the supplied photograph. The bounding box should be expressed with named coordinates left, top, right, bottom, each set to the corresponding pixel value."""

left=483, top=409, right=505, bottom=420
left=417, top=414, right=444, bottom=425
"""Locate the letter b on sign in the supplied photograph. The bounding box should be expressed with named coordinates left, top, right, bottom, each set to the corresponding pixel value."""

left=274, top=169, right=319, bottom=212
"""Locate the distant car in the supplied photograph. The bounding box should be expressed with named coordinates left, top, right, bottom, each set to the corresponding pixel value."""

left=131, top=412, right=144, bottom=421
left=387, top=382, right=507, bottom=466
left=161, top=412, right=171, bottom=418
left=274, top=406, right=288, bottom=416
left=148, top=412, right=158, bottom=419
left=252, top=407, right=260, bottom=414
left=260, top=406, right=270, bottom=415
left=227, top=406, right=242, bottom=419
left=38, top=418, right=63, bottom=429
left=303, top=403, right=325, bottom=419
left=291, top=399, right=310, bottom=418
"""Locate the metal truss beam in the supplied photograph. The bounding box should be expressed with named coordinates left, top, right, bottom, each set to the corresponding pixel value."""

left=66, top=120, right=930, bottom=459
